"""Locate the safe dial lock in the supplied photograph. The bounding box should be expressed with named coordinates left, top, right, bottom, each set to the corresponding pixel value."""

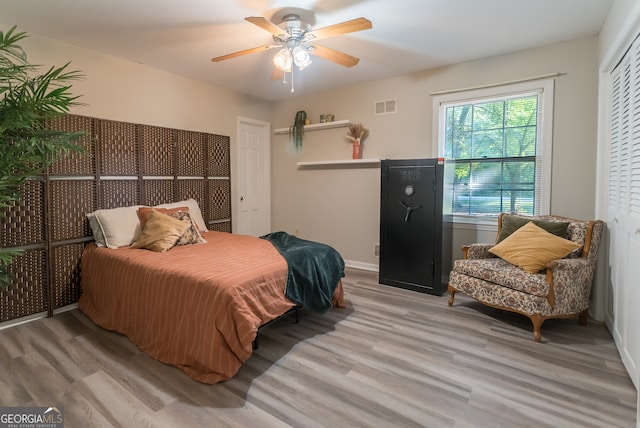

left=404, top=185, right=415, bottom=196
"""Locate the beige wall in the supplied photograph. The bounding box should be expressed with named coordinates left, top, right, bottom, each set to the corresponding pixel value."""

left=4, top=25, right=273, bottom=224
left=270, top=36, right=600, bottom=268
left=599, top=0, right=639, bottom=64
left=10, top=25, right=601, bottom=271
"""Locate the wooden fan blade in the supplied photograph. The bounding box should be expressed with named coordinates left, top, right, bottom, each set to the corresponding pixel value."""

left=212, top=45, right=274, bottom=62
left=271, top=67, right=285, bottom=81
left=309, top=44, right=360, bottom=68
left=306, top=18, right=372, bottom=41
left=245, top=16, right=284, bottom=37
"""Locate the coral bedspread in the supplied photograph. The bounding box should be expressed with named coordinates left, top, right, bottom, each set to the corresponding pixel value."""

left=78, top=230, right=344, bottom=384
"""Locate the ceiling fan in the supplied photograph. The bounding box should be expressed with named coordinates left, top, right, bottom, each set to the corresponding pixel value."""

left=211, top=11, right=372, bottom=91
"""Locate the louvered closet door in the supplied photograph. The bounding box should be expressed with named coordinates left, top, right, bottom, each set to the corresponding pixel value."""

left=608, top=34, right=640, bottom=389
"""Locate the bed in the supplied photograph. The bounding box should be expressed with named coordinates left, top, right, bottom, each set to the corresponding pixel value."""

left=79, top=201, right=345, bottom=384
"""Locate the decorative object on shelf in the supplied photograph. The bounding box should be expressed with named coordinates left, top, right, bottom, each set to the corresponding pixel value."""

left=345, top=123, right=369, bottom=160
left=305, top=118, right=311, bottom=125
left=289, top=110, right=307, bottom=152
left=320, top=114, right=335, bottom=123
left=0, top=26, right=85, bottom=286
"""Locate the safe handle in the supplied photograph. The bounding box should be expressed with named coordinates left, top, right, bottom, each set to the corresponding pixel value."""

left=399, top=201, right=422, bottom=222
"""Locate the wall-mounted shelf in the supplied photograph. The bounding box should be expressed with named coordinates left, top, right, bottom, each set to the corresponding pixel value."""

left=296, top=158, right=381, bottom=168
left=274, top=119, right=351, bottom=135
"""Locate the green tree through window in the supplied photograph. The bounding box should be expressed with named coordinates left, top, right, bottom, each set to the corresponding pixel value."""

left=444, top=94, right=539, bottom=216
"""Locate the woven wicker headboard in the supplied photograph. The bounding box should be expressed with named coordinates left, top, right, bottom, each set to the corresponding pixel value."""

left=0, top=114, right=231, bottom=322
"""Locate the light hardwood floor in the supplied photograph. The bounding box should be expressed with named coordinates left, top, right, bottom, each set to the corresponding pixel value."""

left=0, top=268, right=636, bottom=427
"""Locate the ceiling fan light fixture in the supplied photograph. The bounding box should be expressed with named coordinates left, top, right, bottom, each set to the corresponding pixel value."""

left=297, top=57, right=312, bottom=71
left=273, top=48, right=292, bottom=72
left=292, top=46, right=308, bottom=63
left=292, top=46, right=312, bottom=70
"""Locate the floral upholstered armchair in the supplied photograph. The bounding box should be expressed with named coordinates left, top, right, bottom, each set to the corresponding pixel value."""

left=447, top=213, right=604, bottom=342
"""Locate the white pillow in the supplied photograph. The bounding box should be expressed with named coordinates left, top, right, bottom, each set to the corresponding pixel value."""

left=92, top=205, right=144, bottom=248
left=155, top=199, right=208, bottom=232
left=86, top=212, right=106, bottom=247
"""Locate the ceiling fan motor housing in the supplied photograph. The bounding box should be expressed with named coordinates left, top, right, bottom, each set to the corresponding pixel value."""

left=273, top=14, right=311, bottom=44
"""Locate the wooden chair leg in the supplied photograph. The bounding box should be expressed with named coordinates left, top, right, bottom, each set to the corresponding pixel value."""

left=578, top=310, right=588, bottom=326
left=530, top=314, right=545, bottom=342
left=447, top=285, right=456, bottom=306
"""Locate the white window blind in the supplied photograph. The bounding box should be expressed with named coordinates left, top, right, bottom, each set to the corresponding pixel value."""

left=433, top=79, right=554, bottom=222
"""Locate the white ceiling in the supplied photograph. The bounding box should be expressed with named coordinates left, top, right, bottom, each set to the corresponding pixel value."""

left=0, top=0, right=612, bottom=102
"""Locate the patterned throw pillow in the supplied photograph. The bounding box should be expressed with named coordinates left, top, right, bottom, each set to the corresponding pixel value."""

left=170, top=211, right=207, bottom=246
left=154, top=199, right=208, bottom=232
left=136, top=207, right=206, bottom=247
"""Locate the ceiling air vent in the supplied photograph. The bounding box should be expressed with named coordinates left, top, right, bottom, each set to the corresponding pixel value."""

left=374, top=98, right=397, bottom=115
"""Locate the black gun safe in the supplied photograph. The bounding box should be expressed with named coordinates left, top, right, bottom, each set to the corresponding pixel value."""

left=379, top=158, right=452, bottom=295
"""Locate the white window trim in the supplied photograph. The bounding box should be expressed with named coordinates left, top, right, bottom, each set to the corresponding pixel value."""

left=432, top=78, right=555, bottom=226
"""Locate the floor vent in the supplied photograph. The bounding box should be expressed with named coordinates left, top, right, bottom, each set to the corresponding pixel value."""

left=375, top=98, right=397, bottom=115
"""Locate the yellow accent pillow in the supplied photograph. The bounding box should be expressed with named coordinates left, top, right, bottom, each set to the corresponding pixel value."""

left=131, top=209, right=191, bottom=252
left=489, top=221, right=581, bottom=273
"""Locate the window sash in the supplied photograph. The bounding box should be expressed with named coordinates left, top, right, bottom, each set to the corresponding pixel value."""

left=448, top=156, right=537, bottom=215
left=432, top=79, right=554, bottom=222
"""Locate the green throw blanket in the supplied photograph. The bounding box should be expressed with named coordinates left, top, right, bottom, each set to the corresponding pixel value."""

left=261, top=231, right=345, bottom=313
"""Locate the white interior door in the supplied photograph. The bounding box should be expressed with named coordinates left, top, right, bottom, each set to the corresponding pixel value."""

left=236, top=117, right=271, bottom=236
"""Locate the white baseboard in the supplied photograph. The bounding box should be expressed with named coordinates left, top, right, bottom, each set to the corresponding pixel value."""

left=54, top=303, right=79, bottom=314
left=344, top=259, right=379, bottom=272
left=0, top=311, right=47, bottom=330
left=0, top=303, right=79, bottom=330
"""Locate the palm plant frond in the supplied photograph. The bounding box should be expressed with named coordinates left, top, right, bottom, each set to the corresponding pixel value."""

left=0, top=25, right=85, bottom=287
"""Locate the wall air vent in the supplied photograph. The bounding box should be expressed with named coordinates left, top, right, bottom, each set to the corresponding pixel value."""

left=374, top=98, right=397, bottom=115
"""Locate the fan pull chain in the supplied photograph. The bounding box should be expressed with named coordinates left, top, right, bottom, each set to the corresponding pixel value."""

left=290, top=66, right=295, bottom=93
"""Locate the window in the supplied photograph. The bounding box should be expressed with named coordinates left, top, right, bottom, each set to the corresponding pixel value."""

left=433, top=79, right=554, bottom=223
